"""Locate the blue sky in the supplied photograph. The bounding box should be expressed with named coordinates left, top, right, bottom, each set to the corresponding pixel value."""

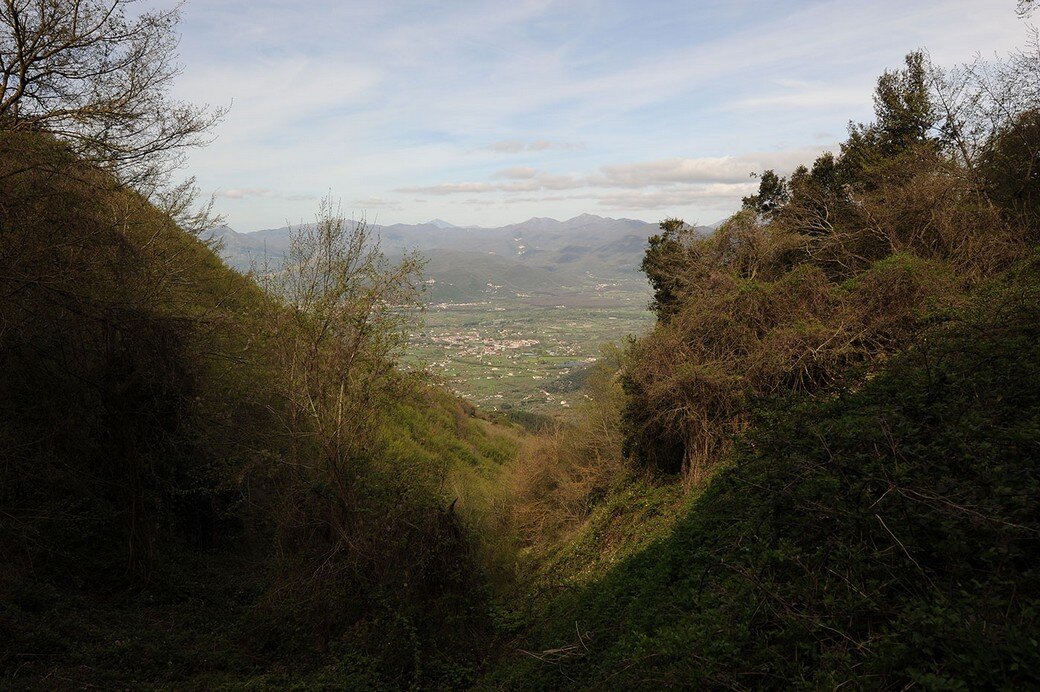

left=168, top=0, right=1032, bottom=230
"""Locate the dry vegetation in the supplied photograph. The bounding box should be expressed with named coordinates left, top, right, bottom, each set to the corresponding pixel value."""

left=621, top=48, right=1039, bottom=483
left=0, top=131, right=516, bottom=687
left=506, top=348, right=631, bottom=547
left=499, top=44, right=1040, bottom=612
left=491, top=43, right=1040, bottom=691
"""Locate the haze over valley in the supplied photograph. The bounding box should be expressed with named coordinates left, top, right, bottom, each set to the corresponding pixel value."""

left=206, top=214, right=677, bottom=410
left=207, top=213, right=668, bottom=299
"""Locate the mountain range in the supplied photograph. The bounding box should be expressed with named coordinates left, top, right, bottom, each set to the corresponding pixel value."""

left=204, top=214, right=687, bottom=302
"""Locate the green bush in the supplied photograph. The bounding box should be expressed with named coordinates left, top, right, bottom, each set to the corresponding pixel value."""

left=497, top=256, right=1040, bottom=689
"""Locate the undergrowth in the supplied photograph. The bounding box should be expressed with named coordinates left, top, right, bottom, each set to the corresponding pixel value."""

left=488, top=256, right=1040, bottom=690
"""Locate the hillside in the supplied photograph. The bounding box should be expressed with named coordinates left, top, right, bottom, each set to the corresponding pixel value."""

left=411, top=248, right=570, bottom=302
left=494, top=261, right=1040, bottom=688
left=482, top=48, right=1040, bottom=688
left=0, top=131, right=522, bottom=688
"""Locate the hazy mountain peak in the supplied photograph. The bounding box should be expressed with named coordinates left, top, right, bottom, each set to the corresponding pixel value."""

left=204, top=215, right=667, bottom=299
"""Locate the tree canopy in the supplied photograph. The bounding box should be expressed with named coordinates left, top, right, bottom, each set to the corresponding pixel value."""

left=0, top=0, right=222, bottom=188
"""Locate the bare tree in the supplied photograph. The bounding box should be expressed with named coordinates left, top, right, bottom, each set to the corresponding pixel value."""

left=0, top=0, right=223, bottom=190
left=257, top=197, right=427, bottom=558
left=927, top=31, right=1040, bottom=229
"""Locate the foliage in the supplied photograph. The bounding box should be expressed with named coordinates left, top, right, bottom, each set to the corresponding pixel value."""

left=864, top=51, right=937, bottom=159
left=624, top=239, right=963, bottom=479
left=495, top=255, right=1040, bottom=690
left=741, top=168, right=789, bottom=220
left=0, top=131, right=518, bottom=688
left=5, top=12, right=1040, bottom=690
left=0, top=0, right=223, bottom=189
left=0, top=130, right=266, bottom=584
left=640, top=217, right=697, bottom=320
left=622, top=46, right=1037, bottom=480
left=981, top=107, right=1040, bottom=230
left=250, top=197, right=428, bottom=582
left=494, top=38, right=1040, bottom=690
left=507, top=347, right=633, bottom=549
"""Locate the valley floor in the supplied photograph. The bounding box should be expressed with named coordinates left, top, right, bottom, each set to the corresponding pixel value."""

left=405, top=299, right=652, bottom=413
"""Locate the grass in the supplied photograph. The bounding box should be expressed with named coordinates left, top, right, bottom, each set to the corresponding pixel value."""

left=525, top=477, right=689, bottom=589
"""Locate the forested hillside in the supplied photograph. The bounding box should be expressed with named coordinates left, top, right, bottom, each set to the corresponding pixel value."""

left=0, top=128, right=526, bottom=687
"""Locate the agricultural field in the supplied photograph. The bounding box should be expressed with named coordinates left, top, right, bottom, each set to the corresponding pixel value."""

left=403, top=286, right=653, bottom=412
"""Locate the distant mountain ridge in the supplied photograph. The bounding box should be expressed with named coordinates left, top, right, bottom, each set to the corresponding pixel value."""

left=204, top=214, right=707, bottom=302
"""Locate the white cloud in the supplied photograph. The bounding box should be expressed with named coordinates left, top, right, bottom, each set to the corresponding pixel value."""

left=730, top=79, right=870, bottom=110
left=595, top=183, right=758, bottom=210
left=215, top=187, right=269, bottom=199
left=398, top=182, right=497, bottom=195
left=213, top=188, right=317, bottom=203
left=397, top=147, right=830, bottom=197
left=169, top=0, right=1030, bottom=229
left=482, top=140, right=587, bottom=153
left=493, top=166, right=540, bottom=179
left=398, top=172, right=584, bottom=195
left=595, top=157, right=753, bottom=186
left=353, top=196, right=401, bottom=209
left=595, top=148, right=832, bottom=187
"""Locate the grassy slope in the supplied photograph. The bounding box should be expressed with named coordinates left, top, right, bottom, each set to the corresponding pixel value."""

left=2, top=385, right=523, bottom=689
left=0, top=132, right=525, bottom=689
left=487, top=258, right=1040, bottom=689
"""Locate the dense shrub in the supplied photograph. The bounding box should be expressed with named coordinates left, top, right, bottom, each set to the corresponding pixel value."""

left=623, top=48, right=1036, bottom=481
left=623, top=249, right=962, bottom=479
left=0, top=132, right=268, bottom=584
left=508, top=350, right=632, bottom=548
left=498, top=254, right=1040, bottom=690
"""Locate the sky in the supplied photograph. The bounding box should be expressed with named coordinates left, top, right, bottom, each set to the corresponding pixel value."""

left=167, top=0, right=1034, bottom=231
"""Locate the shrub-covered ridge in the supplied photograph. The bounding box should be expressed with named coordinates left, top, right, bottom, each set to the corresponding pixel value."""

left=494, top=255, right=1040, bottom=690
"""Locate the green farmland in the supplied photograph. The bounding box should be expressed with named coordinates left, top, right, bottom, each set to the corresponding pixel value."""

left=404, top=294, right=652, bottom=412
